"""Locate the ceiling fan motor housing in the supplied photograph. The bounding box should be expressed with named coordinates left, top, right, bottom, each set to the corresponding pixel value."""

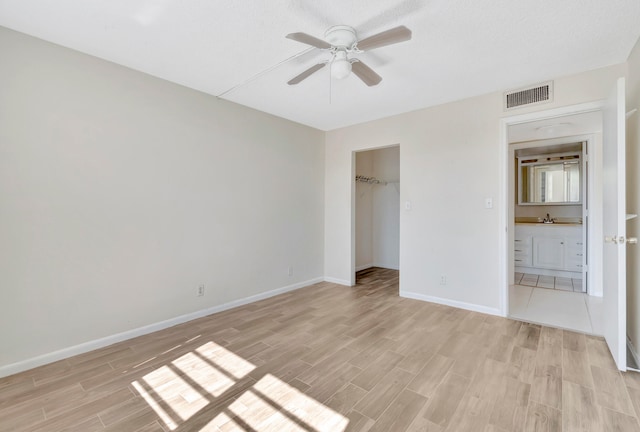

left=324, top=25, right=357, bottom=49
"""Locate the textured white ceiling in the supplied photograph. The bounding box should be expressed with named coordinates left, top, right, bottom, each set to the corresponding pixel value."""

left=1, top=0, right=639, bottom=130
left=509, top=111, right=602, bottom=143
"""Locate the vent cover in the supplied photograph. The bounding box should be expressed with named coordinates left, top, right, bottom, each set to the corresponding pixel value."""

left=504, top=81, right=553, bottom=110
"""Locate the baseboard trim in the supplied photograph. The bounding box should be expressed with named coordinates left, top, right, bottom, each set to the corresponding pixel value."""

left=515, top=266, right=581, bottom=279
left=373, top=263, right=400, bottom=271
left=0, top=277, right=324, bottom=379
left=355, top=264, right=400, bottom=272
left=324, top=276, right=352, bottom=286
left=399, top=290, right=503, bottom=317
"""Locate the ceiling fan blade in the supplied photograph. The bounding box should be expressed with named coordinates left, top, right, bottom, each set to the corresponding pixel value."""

left=356, top=26, right=412, bottom=51
left=351, top=60, right=382, bottom=86
left=286, top=32, right=332, bottom=49
left=287, top=63, right=327, bottom=85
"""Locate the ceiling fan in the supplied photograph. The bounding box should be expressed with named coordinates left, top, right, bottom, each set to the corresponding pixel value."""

left=285, top=25, right=412, bottom=86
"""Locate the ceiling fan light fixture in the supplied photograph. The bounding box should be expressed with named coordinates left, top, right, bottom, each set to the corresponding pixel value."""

left=331, top=59, right=352, bottom=79
left=331, top=50, right=351, bottom=79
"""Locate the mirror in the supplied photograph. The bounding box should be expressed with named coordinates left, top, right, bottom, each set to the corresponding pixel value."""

left=519, top=155, right=581, bottom=205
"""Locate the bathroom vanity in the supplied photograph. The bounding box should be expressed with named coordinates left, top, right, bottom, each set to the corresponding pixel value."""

left=514, top=223, right=584, bottom=278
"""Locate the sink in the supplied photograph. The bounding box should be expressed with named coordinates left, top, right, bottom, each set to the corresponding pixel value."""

left=514, top=219, right=583, bottom=225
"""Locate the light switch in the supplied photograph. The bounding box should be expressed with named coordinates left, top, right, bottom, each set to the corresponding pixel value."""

left=405, top=201, right=412, bottom=210
left=485, top=198, right=493, bottom=209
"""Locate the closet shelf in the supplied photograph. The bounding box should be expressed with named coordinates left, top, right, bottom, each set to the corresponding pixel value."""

left=356, top=175, right=390, bottom=185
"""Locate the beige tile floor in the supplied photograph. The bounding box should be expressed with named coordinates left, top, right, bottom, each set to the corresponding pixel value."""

left=515, top=272, right=584, bottom=292
left=509, top=280, right=602, bottom=335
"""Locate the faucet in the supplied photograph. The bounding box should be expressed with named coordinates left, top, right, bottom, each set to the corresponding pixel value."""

left=542, top=213, right=555, bottom=224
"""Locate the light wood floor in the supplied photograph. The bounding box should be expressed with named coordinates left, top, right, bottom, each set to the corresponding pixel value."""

left=2, top=267, right=640, bottom=431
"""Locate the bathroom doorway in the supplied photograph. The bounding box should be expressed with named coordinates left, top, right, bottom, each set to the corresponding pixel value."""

left=353, top=146, right=400, bottom=286
left=507, top=112, right=603, bottom=334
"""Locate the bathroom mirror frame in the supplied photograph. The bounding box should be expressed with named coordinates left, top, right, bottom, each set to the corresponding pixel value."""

left=517, top=152, right=582, bottom=205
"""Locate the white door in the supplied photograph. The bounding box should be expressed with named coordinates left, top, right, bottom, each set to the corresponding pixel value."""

left=602, top=77, right=627, bottom=371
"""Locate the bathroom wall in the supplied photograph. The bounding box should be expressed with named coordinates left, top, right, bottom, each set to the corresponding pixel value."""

left=515, top=205, right=582, bottom=219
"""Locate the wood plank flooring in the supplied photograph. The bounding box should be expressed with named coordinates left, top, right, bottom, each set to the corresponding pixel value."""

left=1, top=267, right=640, bottom=431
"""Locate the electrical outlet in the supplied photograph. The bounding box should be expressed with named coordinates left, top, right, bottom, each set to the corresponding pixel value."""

left=197, top=284, right=205, bottom=297
left=288, top=266, right=294, bottom=277
left=440, top=275, right=447, bottom=285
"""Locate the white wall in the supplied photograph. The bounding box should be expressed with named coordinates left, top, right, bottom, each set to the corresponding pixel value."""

left=355, top=147, right=400, bottom=271
left=325, top=64, right=626, bottom=314
left=0, top=27, right=325, bottom=374
left=626, top=36, right=640, bottom=362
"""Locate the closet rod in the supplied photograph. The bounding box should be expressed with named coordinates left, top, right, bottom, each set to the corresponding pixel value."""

left=355, top=175, right=388, bottom=185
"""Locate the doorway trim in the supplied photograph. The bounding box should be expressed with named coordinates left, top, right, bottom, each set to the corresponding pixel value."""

left=499, top=101, right=604, bottom=316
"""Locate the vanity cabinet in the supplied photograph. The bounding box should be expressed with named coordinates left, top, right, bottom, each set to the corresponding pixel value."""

left=564, top=238, right=585, bottom=273
left=533, top=237, right=565, bottom=269
left=513, top=235, right=532, bottom=267
left=514, top=224, right=583, bottom=276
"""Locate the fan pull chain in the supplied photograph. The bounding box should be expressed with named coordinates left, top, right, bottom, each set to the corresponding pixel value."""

left=328, top=54, right=334, bottom=105
left=217, top=47, right=313, bottom=98
left=329, top=63, right=332, bottom=105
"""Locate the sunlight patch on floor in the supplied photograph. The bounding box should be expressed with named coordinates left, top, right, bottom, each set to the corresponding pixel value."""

left=132, top=378, right=181, bottom=430
left=252, top=374, right=348, bottom=431
left=172, top=351, right=236, bottom=399
left=133, top=341, right=349, bottom=431
left=196, top=341, right=256, bottom=379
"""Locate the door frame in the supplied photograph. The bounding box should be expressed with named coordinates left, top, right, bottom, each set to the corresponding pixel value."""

left=499, top=101, right=604, bottom=316
left=602, top=77, right=628, bottom=370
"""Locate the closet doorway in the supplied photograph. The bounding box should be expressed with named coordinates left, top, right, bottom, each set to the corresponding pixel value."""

left=354, top=146, right=400, bottom=286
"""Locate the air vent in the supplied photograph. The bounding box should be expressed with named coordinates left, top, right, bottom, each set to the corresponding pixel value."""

left=504, top=81, right=553, bottom=110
